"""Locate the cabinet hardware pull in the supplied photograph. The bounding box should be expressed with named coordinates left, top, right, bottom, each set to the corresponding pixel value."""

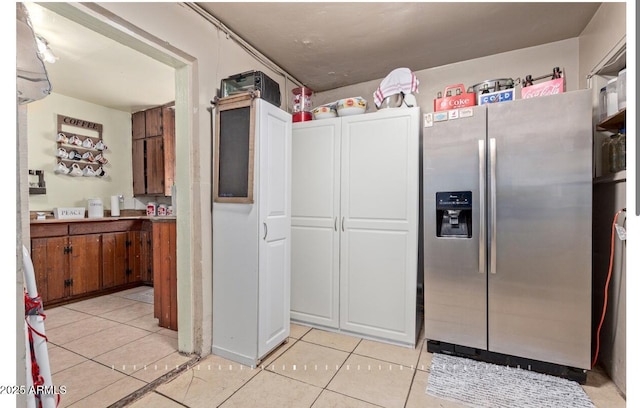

left=263, top=222, right=268, bottom=240
left=334, top=217, right=337, bottom=231
left=341, top=217, right=345, bottom=232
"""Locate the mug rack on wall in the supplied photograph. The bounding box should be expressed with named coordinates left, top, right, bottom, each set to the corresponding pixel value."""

left=55, top=114, right=109, bottom=178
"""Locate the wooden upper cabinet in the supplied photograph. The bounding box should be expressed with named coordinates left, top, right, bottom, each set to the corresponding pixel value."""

left=162, top=106, right=176, bottom=196
left=145, top=107, right=163, bottom=138
left=132, top=139, right=146, bottom=196
left=132, top=111, right=146, bottom=140
left=146, top=137, right=165, bottom=195
left=131, top=104, right=175, bottom=197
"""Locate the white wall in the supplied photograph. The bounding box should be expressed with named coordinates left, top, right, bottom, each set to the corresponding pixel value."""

left=315, top=38, right=580, bottom=112
left=27, top=92, right=133, bottom=212
left=578, top=2, right=626, bottom=86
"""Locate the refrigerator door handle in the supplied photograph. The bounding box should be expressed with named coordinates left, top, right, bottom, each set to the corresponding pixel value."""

left=489, top=138, right=497, bottom=274
left=478, top=139, right=486, bottom=274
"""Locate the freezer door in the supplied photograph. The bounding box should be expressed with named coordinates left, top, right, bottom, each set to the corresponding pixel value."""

left=487, top=90, right=592, bottom=369
left=423, top=107, right=487, bottom=350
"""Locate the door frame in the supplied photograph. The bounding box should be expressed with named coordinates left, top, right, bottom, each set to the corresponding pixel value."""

left=21, top=3, right=205, bottom=355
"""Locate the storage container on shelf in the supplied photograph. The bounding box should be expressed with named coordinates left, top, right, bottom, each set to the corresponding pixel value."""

left=598, top=87, right=607, bottom=122
left=606, top=78, right=618, bottom=117
left=616, top=68, right=626, bottom=110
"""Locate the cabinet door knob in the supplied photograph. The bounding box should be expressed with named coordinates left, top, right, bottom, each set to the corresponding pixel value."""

left=263, top=222, right=268, bottom=240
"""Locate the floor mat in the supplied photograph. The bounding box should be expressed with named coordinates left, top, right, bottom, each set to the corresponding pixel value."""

left=122, top=288, right=154, bottom=304
left=426, top=353, right=594, bottom=408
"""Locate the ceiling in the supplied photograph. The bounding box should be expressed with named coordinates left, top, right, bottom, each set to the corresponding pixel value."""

left=21, top=2, right=602, bottom=111
left=23, top=2, right=175, bottom=113
left=196, top=2, right=602, bottom=92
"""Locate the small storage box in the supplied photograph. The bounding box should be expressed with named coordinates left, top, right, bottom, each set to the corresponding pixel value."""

left=53, top=207, right=85, bottom=219
left=478, top=88, right=515, bottom=105
left=520, top=77, right=565, bottom=100
left=434, top=84, right=476, bottom=112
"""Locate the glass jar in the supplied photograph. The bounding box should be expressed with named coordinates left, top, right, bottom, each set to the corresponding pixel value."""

left=608, top=133, right=619, bottom=173
left=601, top=136, right=611, bottom=174
left=617, top=130, right=626, bottom=171
left=291, top=86, right=313, bottom=113
left=292, top=86, right=313, bottom=123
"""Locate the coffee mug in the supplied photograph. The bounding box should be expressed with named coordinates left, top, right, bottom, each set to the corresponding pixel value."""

left=95, top=166, right=106, bottom=177
left=69, top=135, right=83, bottom=146
left=95, top=140, right=108, bottom=151
left=54, top=162, right=70, bottom=174
left=95, top=153, right=108, bottom=164
left=69, top=163, right=83, bottom=177
left=82, top=138, right=95, bottom=149
left=82, top=151, right=95, bottom=162
left=69, top=150, right=81, bottom=160
left=83, top=165, right=96, bottom=177
left=56, top=147, right=69, bottom=159
left=56, top=132, right=69, bottom=144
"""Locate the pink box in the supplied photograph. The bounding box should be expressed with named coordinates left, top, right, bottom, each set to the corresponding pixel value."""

left=520, top=77, right=565, bottom=99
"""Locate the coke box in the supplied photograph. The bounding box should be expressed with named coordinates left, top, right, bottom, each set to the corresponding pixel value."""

left=434, top=84, right=476, bottom=112
left=521, top=77, right=565, bottom=99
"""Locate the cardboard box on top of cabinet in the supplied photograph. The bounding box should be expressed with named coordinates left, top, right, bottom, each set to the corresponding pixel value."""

left=434, top=84, right=476, bottom=112
left=520, top=77, right=565, bottom=100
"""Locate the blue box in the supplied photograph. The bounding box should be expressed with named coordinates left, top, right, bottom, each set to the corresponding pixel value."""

left=478, top=89, right=515, bottom=105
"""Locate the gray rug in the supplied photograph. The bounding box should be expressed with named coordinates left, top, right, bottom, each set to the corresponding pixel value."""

left=426, top=353, right=594, bottom=408
left=122, top=288, right=154, bottom=304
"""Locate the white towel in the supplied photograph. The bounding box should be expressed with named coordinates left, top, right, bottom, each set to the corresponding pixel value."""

left=374, top=68, right=419, bottom=107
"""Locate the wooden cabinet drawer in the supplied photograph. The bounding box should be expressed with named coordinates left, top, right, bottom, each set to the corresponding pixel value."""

left=69, top=220, right=142, bottom=235
left=30, top=223, right=68, bottom=238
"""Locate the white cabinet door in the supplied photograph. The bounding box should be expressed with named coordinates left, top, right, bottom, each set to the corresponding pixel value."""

left=339, top=108, right=420, bottom=345
left=291, top=119, right=341, bottom=328
left=257, top=99, right=292, bottom=357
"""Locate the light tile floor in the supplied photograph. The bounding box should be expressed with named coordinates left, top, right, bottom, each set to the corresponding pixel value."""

left=44, top=287, right=191, bottom=407
left=44, top=289, right=626, bottom=408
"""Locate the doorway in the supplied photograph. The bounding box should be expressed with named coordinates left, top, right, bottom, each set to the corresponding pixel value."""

left=20, top=1, right=198, bottom=371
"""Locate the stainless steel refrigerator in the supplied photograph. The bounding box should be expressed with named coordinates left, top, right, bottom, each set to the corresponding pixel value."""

left=423, top=89, right=592, bottom=374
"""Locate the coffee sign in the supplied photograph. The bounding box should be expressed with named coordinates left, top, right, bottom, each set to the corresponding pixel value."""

left=57, top=115, right=103, bottom=133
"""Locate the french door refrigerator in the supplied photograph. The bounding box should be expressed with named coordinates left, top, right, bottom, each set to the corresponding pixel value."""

left=423, top=89, right=592, bottom=378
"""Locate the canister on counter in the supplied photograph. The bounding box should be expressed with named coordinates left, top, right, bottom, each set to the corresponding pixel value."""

left=167, top=206, right=173, bottom=216
left=157, top=204, right=167, bottom=216
left=146, top=202, right=157, bottom=216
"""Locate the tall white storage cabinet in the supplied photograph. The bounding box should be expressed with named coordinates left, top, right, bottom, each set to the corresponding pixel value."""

left=212, top=96, right=292, bottom=367
left=291, top=107, right=420, bottom=346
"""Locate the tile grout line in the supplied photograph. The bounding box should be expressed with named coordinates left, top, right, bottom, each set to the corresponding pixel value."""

left=107, top=354, right=201, bottom=408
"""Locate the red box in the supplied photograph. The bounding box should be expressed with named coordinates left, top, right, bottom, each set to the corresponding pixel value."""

left=520, top=77, right=565, bottom=99
left=434, top=84, right=476, bottom=112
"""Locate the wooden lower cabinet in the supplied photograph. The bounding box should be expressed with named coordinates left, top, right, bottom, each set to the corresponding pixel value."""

left=102, top=232, right=128, bottom=289
left=30, top=234, right=101, bottom=304
left=30, top=219, right=154, bottom=307
left=151, top=220, right=177, bottom=330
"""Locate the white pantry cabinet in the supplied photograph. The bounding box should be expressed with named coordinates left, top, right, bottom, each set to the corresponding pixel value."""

left=291, top=107, right=420, bottom=346
left=212, top=96, right=292, bottom=367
